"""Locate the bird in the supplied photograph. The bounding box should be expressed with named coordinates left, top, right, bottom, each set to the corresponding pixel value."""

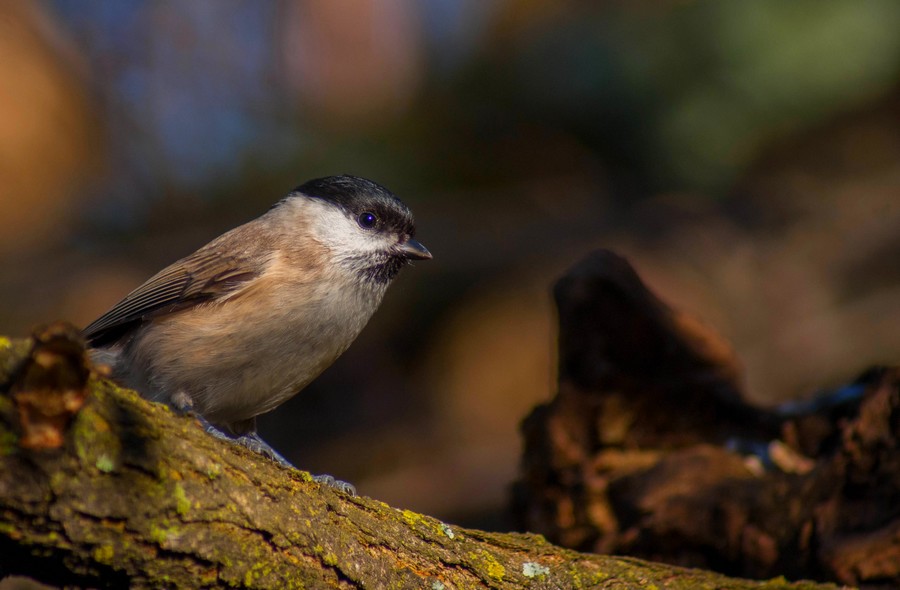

left=82, top=175, right=431, bottom=493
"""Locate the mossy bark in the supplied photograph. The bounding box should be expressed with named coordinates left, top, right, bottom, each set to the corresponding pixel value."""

left=0, top=331, right=840, bottom=590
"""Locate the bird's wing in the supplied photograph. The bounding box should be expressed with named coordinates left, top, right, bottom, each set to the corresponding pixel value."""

left=83, top=244, right=268, bottom=347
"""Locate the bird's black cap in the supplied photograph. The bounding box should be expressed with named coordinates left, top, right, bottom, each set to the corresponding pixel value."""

left=294, top=175, right=416, bottom=238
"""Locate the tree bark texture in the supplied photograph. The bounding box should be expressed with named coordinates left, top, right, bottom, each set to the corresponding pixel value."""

left=0, top=325, right=840, bottom=589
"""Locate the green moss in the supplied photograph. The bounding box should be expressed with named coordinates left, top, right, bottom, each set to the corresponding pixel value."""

left=566, top=569, right=585, bottom=589
left=206, top=463, right=222, bottom=479
left=72, top=405, right=121, bottom=471
left=485, top=557, right=506, bottom=581
left=310, top=544, right=339, bottom=570
left=294, top=470, right=314, bottom=483
left=173, top=483, right=191, bottom=516
left=95, top=454, right=115, bottom=473
left=468, top=550, right=505, bottom=581
left=92, top=544, right=115, bottom=564
left=149, top=523, right=180, bottom=545
left=401, top=509, right=423, bottom=526
left=243, top=560, right=275, bottom=587
left=0, top=429, right=17, bottom=456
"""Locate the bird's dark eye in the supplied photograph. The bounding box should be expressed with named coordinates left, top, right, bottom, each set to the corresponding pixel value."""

left=358, top=211, right=378, bottom=229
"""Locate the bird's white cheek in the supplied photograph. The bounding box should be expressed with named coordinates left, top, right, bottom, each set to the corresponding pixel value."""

left=309, top=205, right=394, bottom=258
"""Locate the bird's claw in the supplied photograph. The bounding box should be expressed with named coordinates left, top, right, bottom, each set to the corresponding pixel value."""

left=189, top=416, right=356, bottom=494
left=313, top=474, right=357, bottom=495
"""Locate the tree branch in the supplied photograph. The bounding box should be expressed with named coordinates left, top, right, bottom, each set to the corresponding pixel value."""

left=0, top=326, right=839, bottom=589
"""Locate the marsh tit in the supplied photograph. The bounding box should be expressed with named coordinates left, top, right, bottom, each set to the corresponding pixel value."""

left=83, top=175, right=431, bottom=493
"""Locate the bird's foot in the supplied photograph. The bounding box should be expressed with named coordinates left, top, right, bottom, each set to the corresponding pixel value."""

left=312, top=474, right=357, bottom=496
left=230, top=430, right=294, bottom=468
left=193, top=417, right=356, bottom=495
left=236, top=432, right=356, bottom=494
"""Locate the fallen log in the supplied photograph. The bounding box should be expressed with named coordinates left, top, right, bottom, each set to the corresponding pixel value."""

left=0, top=324, right=838, bottom=589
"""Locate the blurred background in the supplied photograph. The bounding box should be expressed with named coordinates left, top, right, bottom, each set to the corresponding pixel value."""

left=1, top=0, right=899, bottom=532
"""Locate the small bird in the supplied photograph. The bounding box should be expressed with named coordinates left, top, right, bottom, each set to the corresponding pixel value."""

left=83, top=175, right=431, bottom=492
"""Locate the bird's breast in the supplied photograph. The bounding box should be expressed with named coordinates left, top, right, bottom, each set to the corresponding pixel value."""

left=129, top=272, right=387, bottom=427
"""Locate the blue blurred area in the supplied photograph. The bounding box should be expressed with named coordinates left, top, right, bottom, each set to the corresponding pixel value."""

left=47, top=0, right=506, bottom=226
left=48, top=0, right=900, bottom=214
left=53, top=0, right=290, bottom=222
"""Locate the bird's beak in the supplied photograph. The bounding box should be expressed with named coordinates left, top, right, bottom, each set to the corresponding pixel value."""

left=397, top=238, right=432, bottom=260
